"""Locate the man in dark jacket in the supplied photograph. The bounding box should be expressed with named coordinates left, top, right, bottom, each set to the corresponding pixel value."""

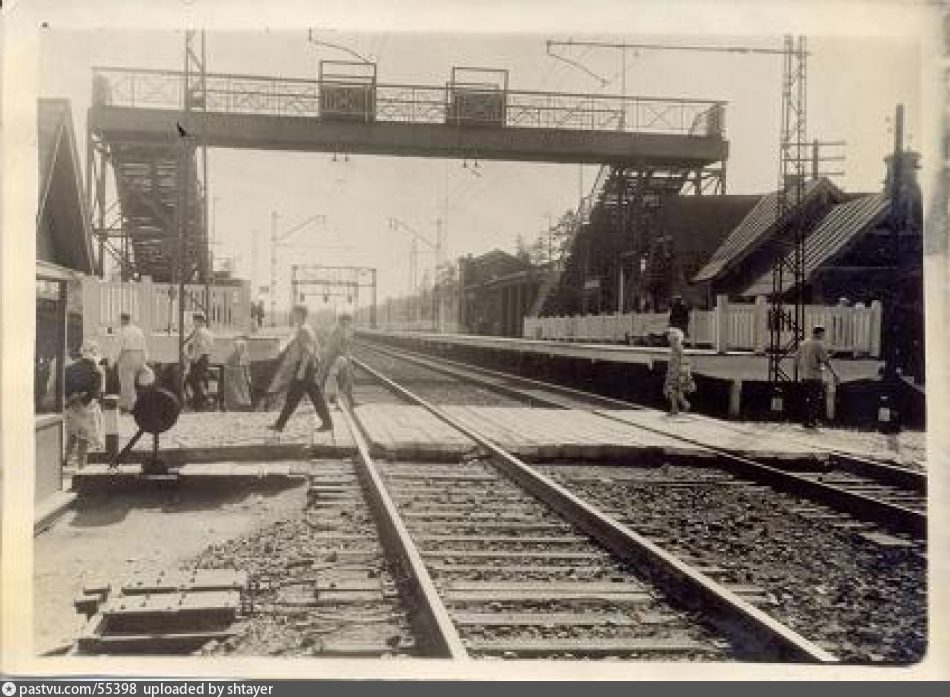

left=669, top=296, right=690, bottom=337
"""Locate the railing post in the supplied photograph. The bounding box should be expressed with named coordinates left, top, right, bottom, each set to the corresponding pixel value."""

left=753, top=295, right=768, bottom=355
left=139, top=275, right=153, bottom=334
left=715, top=294, right=730, bottom=354
left=81, top=276, right=101, bottom=345
left=826, top=378, right=837, bottom=422
left=869, top=300, right=883, bottom=358
left=853, top=302, right=868, bottom=357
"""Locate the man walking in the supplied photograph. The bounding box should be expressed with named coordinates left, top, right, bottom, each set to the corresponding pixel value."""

left=114, top=311, right=148, bottom=412
left=796, top=325, right=840, bottom=429
left=267, top=305, right=333, bottom=435
left=185, top=312, right=215, bottom=410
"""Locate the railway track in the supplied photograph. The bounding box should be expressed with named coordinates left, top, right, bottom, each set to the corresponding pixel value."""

left=353, top=339, right=926, bottom=539
left=187, top=457, right=436, bottom=658
left=346, top=356, right=834, bottom=662
left=351, top=341, right=927, bottom=663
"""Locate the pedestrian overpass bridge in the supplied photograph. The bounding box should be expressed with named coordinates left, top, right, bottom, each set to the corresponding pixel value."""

left=86, top=65, right=729, bottom=282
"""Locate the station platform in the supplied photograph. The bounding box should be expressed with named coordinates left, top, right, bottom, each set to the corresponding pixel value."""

left=358, top=329, right=884, bottom=382
left=87, top=408, right=354, bottom=465
left=358, top=330, right=926, bottom=428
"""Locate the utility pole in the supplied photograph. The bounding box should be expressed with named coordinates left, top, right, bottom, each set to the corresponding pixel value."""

left=270, top=211, right=328, bottom=327
left=389, top=217, right=440, bottom=329
left=879, top=103, right=906, bottom=432
left=270, top=211, right=278, bottom=327
left=768, top=35, right=808, bottom=401
left=435, top=217, right=444, bottom=332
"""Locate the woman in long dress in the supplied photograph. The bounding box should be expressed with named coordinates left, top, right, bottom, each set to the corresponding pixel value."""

left=223, top=339, right=253, bottom=411
left=664, top=327, right=695, bottom=415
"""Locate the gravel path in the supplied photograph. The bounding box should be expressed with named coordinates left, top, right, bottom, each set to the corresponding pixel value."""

left=541, top=463, right=927, bottom=663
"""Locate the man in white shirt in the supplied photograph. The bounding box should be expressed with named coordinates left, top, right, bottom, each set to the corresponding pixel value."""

left=267, top=305, right=332, bottom=434
left=185, top=313, right=215, bottom=410
left=796, top=325, right=840, bottom=428
left=114, top=312, right=148, bottom=412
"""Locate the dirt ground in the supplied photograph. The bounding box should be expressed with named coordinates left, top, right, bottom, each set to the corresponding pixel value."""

left=32, top=477, right=310, bottom=655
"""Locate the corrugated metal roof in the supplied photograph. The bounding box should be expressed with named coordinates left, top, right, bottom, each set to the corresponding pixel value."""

left=741, top=192, right=889, bottom=297
left=692, top=178, right=836, bottom=283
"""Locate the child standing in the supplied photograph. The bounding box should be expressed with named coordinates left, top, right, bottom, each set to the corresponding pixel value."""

left=664, top=327, right=695, bottom=415
left=64, top=341, right=105, bottom=469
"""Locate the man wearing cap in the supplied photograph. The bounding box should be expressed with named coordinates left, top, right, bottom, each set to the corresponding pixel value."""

left=185, top=312, right=215, bottom=410
left=114, top=312, right=148, bottom=412
left=796, top=325, right=840, bottom=429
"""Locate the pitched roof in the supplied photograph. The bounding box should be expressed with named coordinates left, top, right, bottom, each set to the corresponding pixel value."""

left=741, top=193, right=889, bottom=297
left=37, top=99, right=95, bottom=274
left=692, top=177, right=840, bottom=284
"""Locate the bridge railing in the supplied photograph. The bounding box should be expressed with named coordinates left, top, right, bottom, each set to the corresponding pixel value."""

left=92, top=67, right=726, bottom=137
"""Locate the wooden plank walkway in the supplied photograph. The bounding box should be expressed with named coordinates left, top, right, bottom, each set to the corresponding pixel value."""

left=601, top=410, right=827, bottom=461
left=354, top=405, right=703, bottom=461
left=70, top=460, right=324, bottom=494
left=353, top=404, right=473, bottom=459
left=353, top=404, right=843, bottom=463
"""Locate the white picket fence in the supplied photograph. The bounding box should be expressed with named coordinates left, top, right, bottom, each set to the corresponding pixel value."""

left=81, top=276, right=258, bottom=362
left=524, top=296, right=883, bottom=357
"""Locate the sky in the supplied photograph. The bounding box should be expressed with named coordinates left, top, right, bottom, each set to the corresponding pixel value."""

left=39, top=26, right=922, bottom=307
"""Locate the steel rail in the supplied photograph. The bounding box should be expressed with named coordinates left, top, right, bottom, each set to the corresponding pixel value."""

left=355, top=340, right=926, bottom=538
left=338, top=403, right=469, bottom=659
left=351, top=355, right=837, bottom=663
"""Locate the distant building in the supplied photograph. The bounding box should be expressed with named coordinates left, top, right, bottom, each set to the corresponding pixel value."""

left=36, top=99, right=95, bottom=512
left=459, top=250, right=551, bottom=337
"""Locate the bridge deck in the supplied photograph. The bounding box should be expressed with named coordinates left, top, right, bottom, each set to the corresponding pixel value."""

left=88, top=67, right=728, bottom=165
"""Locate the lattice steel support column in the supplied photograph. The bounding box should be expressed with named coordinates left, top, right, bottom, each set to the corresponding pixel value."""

left=768, top=34, right=808, bottom=394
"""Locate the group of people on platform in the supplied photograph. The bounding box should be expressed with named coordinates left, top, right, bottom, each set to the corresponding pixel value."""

left=61, top=307, right=356, bottom=468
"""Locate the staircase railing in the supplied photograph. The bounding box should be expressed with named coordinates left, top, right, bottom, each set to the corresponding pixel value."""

left=528, top=164, right=611, bottom=317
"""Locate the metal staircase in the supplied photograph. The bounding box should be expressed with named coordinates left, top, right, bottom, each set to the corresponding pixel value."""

left=108, top=142, right=207, bottom=283
left=528, top=164, right=610, bottom=317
